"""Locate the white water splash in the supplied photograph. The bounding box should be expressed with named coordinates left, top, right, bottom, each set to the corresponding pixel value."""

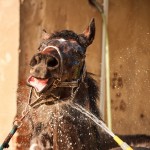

left=69, top=103, right=115, bottom=137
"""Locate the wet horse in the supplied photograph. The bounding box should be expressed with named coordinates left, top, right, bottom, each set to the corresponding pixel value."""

left=27, top=19, right=150, bottom=150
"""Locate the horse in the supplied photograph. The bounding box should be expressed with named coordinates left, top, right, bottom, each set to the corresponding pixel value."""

left=26, top=19, right=150, bottom=150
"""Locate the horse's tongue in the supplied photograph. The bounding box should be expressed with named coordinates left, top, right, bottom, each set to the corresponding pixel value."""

left=27, top=76, right=49, bottom=92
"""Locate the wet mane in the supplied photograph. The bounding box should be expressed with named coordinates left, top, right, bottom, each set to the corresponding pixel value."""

left=75, top=72, right=100, bottom=118
left=50, top=30, right=79, bottom=41
left=85, top=73, right=100, bottom=117
left=50, top=30, right=88, bottom=48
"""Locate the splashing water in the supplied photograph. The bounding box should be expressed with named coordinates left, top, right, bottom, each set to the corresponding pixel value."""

left=69, top=103, right=114, bottom=137
left=69, top=103, right=133, bottom=150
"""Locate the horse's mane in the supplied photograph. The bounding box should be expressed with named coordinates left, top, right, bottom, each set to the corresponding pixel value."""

left=85, top=73, right=100, bottom=117
left=50, top=30, right=79, bottom=41
left=50, top=30, right=88, bottom=48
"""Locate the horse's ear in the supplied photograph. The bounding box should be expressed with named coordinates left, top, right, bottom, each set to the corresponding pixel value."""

left=82, top=18, right=95, bottom=46
left=42, top=29, right=50, bottom=40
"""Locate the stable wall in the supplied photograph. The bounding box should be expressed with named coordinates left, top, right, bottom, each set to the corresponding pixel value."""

left=0, top=0, right=19, bottom=149
left=109, top=0, right=150, bottom=134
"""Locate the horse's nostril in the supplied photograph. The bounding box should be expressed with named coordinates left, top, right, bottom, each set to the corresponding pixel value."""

left=30, top=55, right=41, bottom=67
left=47, top=57, right=58, bottom=68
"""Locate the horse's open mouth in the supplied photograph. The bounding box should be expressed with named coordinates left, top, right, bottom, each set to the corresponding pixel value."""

left=27, top=76, right=50, bottom=93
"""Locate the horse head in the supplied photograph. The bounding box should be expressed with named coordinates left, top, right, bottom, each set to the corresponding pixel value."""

left=27, top=19, right=95, bottom=98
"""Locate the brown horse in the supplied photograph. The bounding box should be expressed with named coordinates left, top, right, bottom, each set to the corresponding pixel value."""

left=27, top=19, right=150, bottom=150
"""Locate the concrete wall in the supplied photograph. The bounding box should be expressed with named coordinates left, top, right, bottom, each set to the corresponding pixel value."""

left=0, top=0, right=19, bottom=149
left=109, top=0, right=150, bottom=135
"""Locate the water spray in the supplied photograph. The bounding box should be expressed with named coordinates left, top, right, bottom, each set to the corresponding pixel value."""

left=70, top=103, right=133, bottom=150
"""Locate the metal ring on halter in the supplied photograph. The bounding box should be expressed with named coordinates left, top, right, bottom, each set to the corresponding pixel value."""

left=21, top=108, right=30, bottom=116
left=13, top=119, right=22, bottom=128
left=42, top=45, right=63, bottom=80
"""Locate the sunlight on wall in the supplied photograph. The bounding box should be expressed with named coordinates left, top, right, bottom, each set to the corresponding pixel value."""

left=0, top=0, right=19, bottom=149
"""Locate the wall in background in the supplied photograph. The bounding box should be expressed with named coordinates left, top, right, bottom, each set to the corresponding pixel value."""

left=0, top=0, right=19, bottom=149
left=109, top=0, right=150, bottom=134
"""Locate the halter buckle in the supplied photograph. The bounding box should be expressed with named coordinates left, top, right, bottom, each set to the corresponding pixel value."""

left=53, top=78, right=61, bottom=88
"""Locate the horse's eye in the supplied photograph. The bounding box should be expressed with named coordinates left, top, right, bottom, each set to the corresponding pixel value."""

left=30, top=55, right=41, bottom=66
left=47, top=56, right=58, bottom=68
